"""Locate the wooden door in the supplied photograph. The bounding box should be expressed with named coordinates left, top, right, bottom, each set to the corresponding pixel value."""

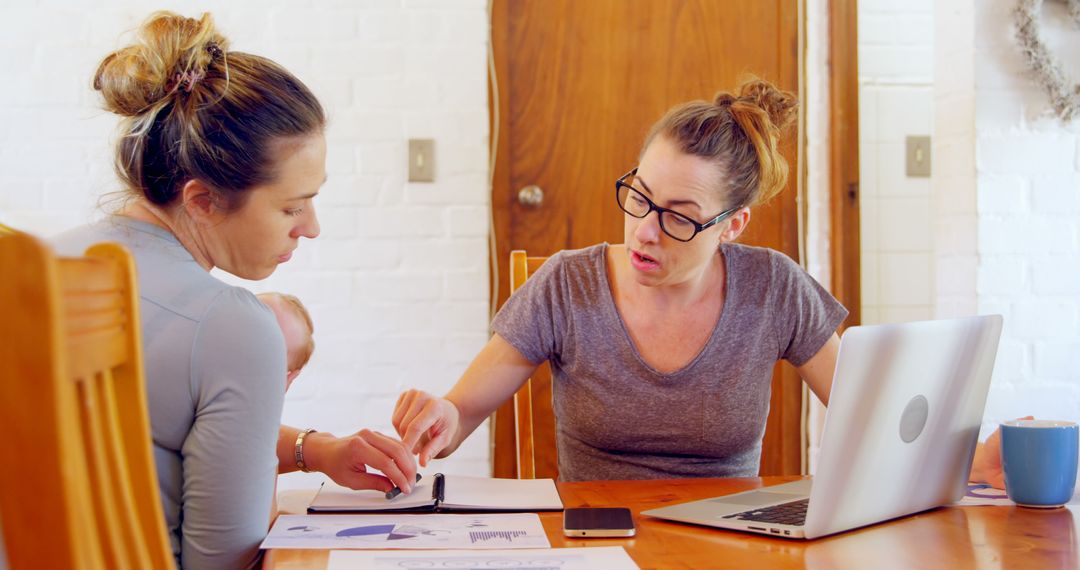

left=491, top=0, right=804, bottom=478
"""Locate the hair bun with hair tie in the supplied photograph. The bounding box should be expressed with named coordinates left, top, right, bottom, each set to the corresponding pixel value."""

left=714, top=93, right=737, bottom=108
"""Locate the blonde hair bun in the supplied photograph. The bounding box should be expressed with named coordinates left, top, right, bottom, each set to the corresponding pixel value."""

left=93, top=11, right=227, bottom=117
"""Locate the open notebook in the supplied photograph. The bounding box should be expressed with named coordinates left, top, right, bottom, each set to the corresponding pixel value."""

left=308, top=473, right=564, bottom=513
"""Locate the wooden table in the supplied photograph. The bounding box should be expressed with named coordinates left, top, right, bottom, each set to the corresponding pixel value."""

left=265, top=476, right=1079, bottom=569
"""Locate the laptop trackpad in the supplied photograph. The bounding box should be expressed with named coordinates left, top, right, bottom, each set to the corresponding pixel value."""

left=710, top=491, right=797, bottom=507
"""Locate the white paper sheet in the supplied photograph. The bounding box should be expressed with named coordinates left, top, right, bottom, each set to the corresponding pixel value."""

left=261, top=513, right=550, bottom=550
left=327, top=546, right=640, bottom=569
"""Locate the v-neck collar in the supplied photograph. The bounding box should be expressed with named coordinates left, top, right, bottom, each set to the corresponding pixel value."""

left=597, top=243, right=736, bottom=378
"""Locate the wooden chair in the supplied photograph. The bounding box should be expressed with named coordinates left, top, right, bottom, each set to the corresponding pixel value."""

left=0, top=231, right=174, bottom=569
left=491, top=250, right=557, bottom=480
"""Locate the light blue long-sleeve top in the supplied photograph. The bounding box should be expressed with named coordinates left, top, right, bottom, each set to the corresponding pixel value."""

left=54, top=216, right=285, bottom=570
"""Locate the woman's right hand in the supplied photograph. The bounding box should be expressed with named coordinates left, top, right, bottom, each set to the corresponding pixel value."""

left=392, top=389, right=462, bottom=467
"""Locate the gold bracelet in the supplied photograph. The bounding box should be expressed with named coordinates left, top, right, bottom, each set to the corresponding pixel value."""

left=294, top=428, right=317, bottom=473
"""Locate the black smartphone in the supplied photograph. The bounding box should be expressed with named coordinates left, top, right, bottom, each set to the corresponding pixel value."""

left=562, top=507, right=636, bottom=537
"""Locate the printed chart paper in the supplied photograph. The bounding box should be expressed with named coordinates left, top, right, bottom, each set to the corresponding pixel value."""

left=261, top=513, right=550, bottom=550
left=327, top=546, right=640, bottom=569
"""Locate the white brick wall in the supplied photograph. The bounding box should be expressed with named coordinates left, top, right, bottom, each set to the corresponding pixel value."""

left=859, top=0, right=935, bottom=326
left=971, top=0, right=1080, bottom=437
left=0, top=0, right=492, bottom=490
left=933, top=0, right=1080, bottom=439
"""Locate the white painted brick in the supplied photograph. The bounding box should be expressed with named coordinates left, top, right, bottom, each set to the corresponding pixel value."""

left=860, top=306, right=880, bottom=325
left=861, top=253, right=879, bottom=307
left=987, top=383, right=1080, bottom=424
left=936, top=254, right=976, bottom=296
left=1034, top=342, right=1080, bottom=381
left=328, top=110, right=404, bottom=142
left=355, top=207, right=445, bottom=238
left=877, top=143, right=931, bottom=197
left=271, top=7, right=351, bottom=44
left=876, top=87, right=932, bottom=144
left=1011, top=300, right=1079, bottom=340
left=976, top=257, right=1027, bottom=296
left=879, top=252, right=933, bottom=305
left=399, top=237, right=487, bottom=271
left=429, top=303, right=489, bottom=334
left=354, top=272, right=444, bottom=302
left=978, top=217, right=1030, bottom=255
left=859, top=143, right=878, bottom=198
left=935, top=296, right=978, bottom=319
left=444, top=334, right=489, bottom=361
left=1031, top=256, right=1080, bottom=295
left=973, top=46, right=1030, bottom=92
left=877, top=196, right=932, bottom=252
left=935, top=214, right=978, bottom=254
left=1030, top=175, right=1080, bottom=215
left=312, top=206, right=358, bottom=240
left=318, top=176, right=381, bottom=207
left=932, top=137, right=975, bottom=180
left=976, top=176, right=1028, bottom=215
left=325, top=144, right=358, bottom=176
left=976, top=133, right=1077, bottom=175
left=859, top=46, right=933, bottom=83
left=935, top=94, right=975, bottom=140
left=862, top=0, right=933, bottom=13
left=859, top=14, right=933, bottom=46
left=311, top=44, right=406, bottom=78
left=314, top=238, right=400, bottom=270
left=1031, top=217, right=1078, bottom=254
left=363, top=303, right=436, bottom=335
left=356, top=142, right=405, bottom=176
left=0, top=179, right=44, bottom=210
left=404, top=111, right=462, bottom=141
left=445, top=270, right=487, bottom=300
left=356, top=10, right=407, bottom=43
left=878, top=305, right=933, bottom=323
left=440, top=144, right=489, bottom=175
left=975, top=88, right=1029, bottom=133
left=447, top=206, right=489, bottom=237
left=305, top=77, right=353, bottom=110
left=404, top=173, right=489, bottom=205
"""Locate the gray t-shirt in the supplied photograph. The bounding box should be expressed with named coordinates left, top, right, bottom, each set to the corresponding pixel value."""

left=54, top=217, right=285, bottom=570
left=491, top=243, right=847, bottom=481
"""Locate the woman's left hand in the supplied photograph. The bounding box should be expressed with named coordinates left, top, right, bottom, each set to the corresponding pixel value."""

left=306, top=429, right=419, bottom=494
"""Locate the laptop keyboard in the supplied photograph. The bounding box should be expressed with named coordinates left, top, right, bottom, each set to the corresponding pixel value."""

left=722, top=498, right=809, bottom=526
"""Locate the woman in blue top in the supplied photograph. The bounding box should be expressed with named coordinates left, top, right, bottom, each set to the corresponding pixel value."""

left=55, top=12, right=417, bottom=569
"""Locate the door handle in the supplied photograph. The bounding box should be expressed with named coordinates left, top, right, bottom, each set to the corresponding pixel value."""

left=517, top=185, right=544, bottom=208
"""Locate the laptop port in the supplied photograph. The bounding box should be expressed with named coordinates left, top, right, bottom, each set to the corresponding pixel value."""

left=748, top=526, right=767, bottom=532
left=770, top=529, right=780, bottom=534
left=784, top=530, right=791, bottom=535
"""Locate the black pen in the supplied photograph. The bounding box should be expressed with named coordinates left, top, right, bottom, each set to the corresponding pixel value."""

left=385, top=473, right=423, bottom=500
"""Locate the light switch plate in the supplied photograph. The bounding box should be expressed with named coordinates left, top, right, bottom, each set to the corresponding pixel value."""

left=408, top=139, right=435, bottom=182
left=906, top=135, right=931, bottom=178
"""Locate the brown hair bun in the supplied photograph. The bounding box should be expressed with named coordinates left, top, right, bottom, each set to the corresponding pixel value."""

left=94, top=11, right=227, bottom=117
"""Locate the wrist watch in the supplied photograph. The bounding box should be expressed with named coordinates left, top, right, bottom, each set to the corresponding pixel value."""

left=294, top=428, right=317, bottom=472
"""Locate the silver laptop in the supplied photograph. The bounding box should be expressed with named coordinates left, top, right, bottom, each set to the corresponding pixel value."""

left=643, top=315, right=1003, bottom=539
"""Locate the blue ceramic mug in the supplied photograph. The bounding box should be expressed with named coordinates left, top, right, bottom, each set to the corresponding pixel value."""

left=1001, top=419, right=1079, bottom=508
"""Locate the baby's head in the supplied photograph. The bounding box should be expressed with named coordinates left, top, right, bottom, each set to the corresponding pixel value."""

left=257, top=292, right=315, bottom=390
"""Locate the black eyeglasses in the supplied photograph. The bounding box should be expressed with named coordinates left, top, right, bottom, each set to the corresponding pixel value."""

left=614, top=168, right=742, bottom=242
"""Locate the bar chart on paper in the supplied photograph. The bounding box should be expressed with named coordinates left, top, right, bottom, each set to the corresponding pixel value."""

left=262, top=513, right=550, bottom=550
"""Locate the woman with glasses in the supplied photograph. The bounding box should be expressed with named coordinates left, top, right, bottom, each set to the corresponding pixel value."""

left=393, top=79, right=848, bottom=481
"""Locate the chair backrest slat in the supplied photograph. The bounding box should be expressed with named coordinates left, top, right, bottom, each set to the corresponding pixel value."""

left=503, top=250, right=558, bottom=480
